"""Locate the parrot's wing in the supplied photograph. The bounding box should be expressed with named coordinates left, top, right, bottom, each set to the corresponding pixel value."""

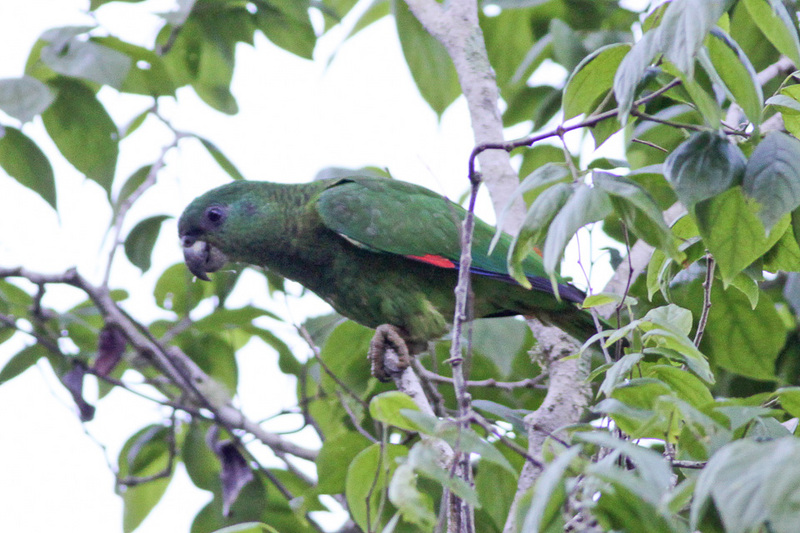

left=315, top=177, right=584, bottom=303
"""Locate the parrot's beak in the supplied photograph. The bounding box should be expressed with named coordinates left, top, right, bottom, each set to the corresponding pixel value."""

left=181, top=237, right=228, bottom=281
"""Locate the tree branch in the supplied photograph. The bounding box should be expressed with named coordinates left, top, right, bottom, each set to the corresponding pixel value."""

left=0, top=267, right=318, bottom=463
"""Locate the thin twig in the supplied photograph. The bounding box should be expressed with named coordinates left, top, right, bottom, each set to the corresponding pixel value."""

left=614, top=224, right=634, bottom=322
left=85, top=367, right=204, bottom=416
left=118, top=410, right=179, bottom=486
left=411, top=358, right=448, bottom=416
left=614, top=224, right=634, bottom=359
left=471, top=413, right=543, bottom=468
left=574, top=231, right=613, bottom=364
left=694, top=255, right=715, bottom=346
left=334, top=388, right=378, bottom=443
left=630, top=137, right=669, bottom=152
left=415, top=365, right=546, bottom=390
left=629, top=109, right=708, bottom=133
left=103, top=131, right=184, bottom=286
left=0, top=312, right=62, bottom=354
left=297, top=325, right=370, bottom=410
left=468, top=78, right=683, bottom=176
left=672, top=459, right=706, bottom=469
left=444, top=159, right=483, bottom=533
left=558, top=130, right=580, bottom=182
left=447, top=172, right=480, bottom=419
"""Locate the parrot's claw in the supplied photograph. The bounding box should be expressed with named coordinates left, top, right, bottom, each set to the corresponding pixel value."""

left=369, top=324, right=411, bottom=382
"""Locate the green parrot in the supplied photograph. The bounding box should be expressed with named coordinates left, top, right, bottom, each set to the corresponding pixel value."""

left=179, top=177, right=598, bottom=374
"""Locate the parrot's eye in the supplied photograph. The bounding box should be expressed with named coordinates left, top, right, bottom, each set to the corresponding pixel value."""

left=205, top=206, right=226, bottom=226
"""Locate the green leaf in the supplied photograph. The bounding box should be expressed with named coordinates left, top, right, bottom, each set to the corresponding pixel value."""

left=663, top=131, right=746, bottom=208
left=345, top=443, right=408, bottom=533
left=316, top=432, right=372, bottom=494
left=727, top=270, right=760, bottom=308
left=582, top=293, right=629, bottom=309
left=521, top=446, right=582, bottom=533
left=119, top=425, right=174, bottom=533
left=777, top=387, right=800, bottom=418
left=646, top=248, right=670, bottom=301
left=253, top=0, right=316, bottom=59
left=369, top=391, right=421, bottom=431
left=41, top=37, right=132, bottom=89
left=742, top=0, right=800, bottom=66
left=743, top=132, right=800, bottom=231
left=657, top=0, right=729, bottom=78
left=549, top=19, right=587, bottom=73
left=90, top=0, right=147, bottom=9
left=400, top=410, right=516, bottom=475
left=161, top=20, right=238, bottom=114
left=691, top=438, right=800, bottom=533
left=508, top=182, right=573, bottom=287
left=494, top=163, right=570, bottom=243
left=197, top=137, right=246, bottom=180
left=594, top=171, right=679, bottom=257
left=154, top=262, right=208, bottom=315
left=41, top=78, right=119, bottom=195
left=542, top=184, right=613, bottom=275
left=119, top=107, right=150, bottom=138
left=404, top=441, right=480, bottom=507
left=344, top=0, right=390, bottom=38
left=0, top=76, right=55, bottom=122
left=0, top=344, right=46, bottom=385
left=702, top=284, right=786, bottom=380
left=564, top=43, right=630, bottom=119
left=93, top=37, right=176, bottom=96
left=210, top=523, right=279, bottom=533
left=767, top=94, right=800, bottom=114
left=319, top=320, right=374, bottom=396
left=641, top=329, right=714, bottom=384
left=614, top=30, right=661, bottom=124
left=181, top=333, right=238, bottom=399
left=0, top=126, right=56, bottom=210
left=474, top=458, right=518, bottom=531
left=643, top=304, right=694, bottom=337
left=481, top=8, right=537, bottom=89
left=471, top=399, right=527, bottom=435
left=704, top=29, right=763, bottom=126
left=193, top=37, right=237, bottom=115
left=579, top=431, right=673, bottom=495
left=388, top=458, right=436, bottom=529
left=599, top=352, right=645, bottom=397
left=764, top=221, right=800, bottom=272
left=393, top=0, right=459, bottom=116
left=675, top=69, right=722, bottom=127
left=124, top=215, right=172, bottom=272
left=646, top=365, right=714, bottom=408
left=471, top=316, right=533, bottom=378
left=112, top=165, right=151, bottom=222
left=182, top=420, right=219, bottom=491
left=694, top=187, right=769, bottom=284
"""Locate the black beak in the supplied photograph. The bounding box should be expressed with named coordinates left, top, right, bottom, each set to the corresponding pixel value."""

left=181, top=236, right=227, bottom=281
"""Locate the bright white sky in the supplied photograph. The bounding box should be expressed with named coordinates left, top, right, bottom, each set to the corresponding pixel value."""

left=0, top=1, right=630, bottom=531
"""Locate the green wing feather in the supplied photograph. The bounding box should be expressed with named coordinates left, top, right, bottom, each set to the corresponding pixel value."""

left=315, top=177, right=582, bottom=302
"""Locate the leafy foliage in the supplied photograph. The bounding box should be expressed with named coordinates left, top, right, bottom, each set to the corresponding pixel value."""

left=4, top=0, right=800, bottom=532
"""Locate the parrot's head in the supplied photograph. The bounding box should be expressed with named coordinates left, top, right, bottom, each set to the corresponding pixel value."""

left=178, top=182, right=267, bottom=281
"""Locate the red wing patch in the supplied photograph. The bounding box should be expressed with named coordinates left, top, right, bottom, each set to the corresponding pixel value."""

left=406, top=254, right=456, bottom=269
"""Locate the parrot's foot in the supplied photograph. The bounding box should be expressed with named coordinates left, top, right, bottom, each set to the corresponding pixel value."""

left=369, top=324, right=411, bottom=382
